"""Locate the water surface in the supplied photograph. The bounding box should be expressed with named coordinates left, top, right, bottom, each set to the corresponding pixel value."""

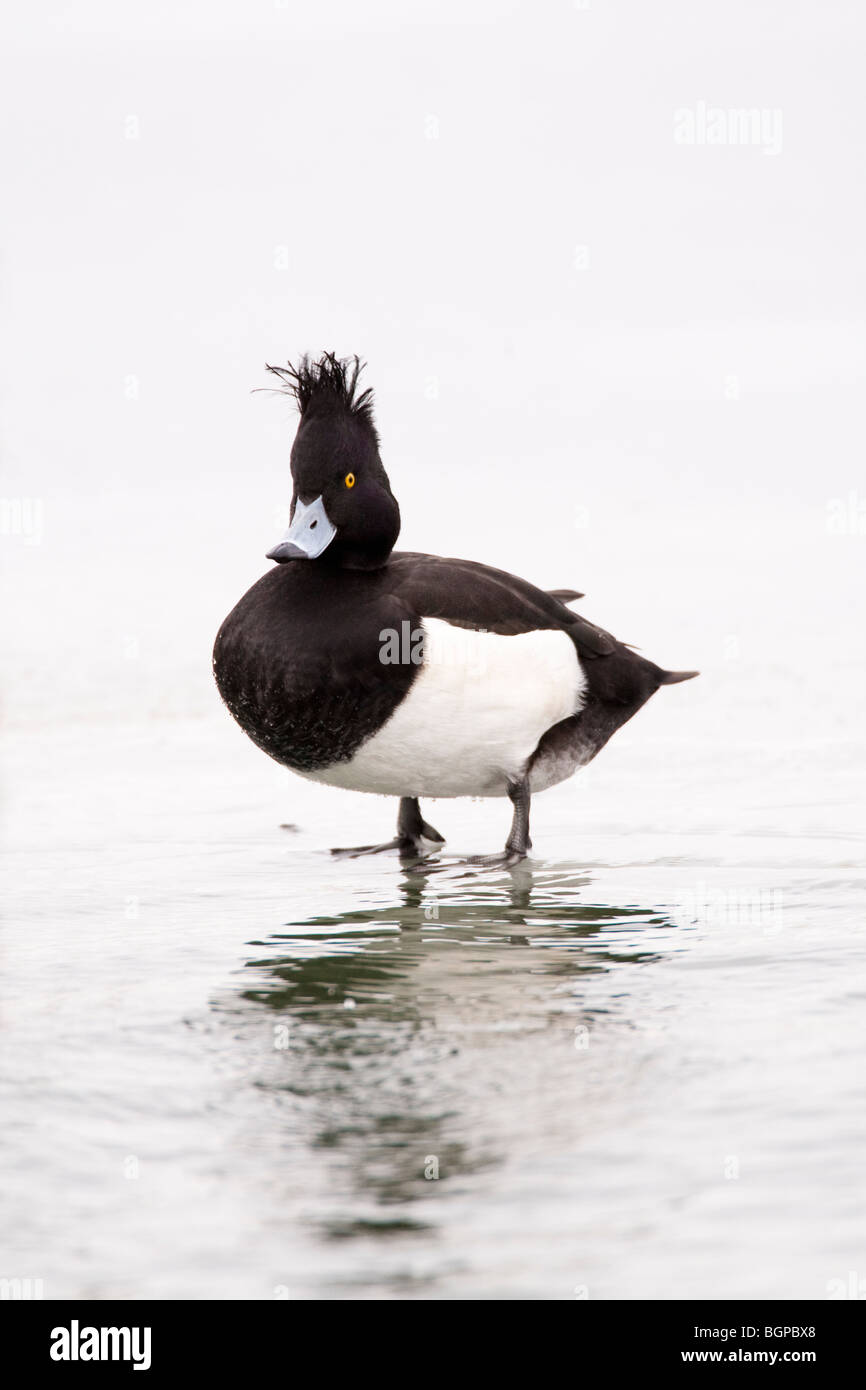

left=2, top=701, right=863, bottom=1300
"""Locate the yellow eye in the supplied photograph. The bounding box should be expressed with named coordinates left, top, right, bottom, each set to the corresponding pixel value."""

left=345, top=472, right=355, bottom=488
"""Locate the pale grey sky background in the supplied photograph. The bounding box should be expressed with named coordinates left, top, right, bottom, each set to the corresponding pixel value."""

left=1, top=0, right=864, bottom=725
left=3, top=4, right=866, bottom=1306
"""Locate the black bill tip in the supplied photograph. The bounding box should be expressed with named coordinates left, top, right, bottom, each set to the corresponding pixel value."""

left=266, top=541, right=307, bottom=563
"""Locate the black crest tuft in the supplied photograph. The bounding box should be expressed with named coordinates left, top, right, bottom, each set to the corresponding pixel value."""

left=263, top=352, right=377, bottom=437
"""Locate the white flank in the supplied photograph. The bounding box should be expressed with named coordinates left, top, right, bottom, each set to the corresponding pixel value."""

left=304, top=617, right=586, bottom=798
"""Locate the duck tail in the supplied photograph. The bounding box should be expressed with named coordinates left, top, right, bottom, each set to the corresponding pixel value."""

left=658, top=668, right=700, bottom=685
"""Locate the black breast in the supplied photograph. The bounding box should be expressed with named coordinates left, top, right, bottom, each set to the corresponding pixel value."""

left=212, top=564, right=418, bottom=772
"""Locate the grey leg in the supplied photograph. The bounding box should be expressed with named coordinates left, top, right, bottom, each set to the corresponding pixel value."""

left=331, top=797, right=445, bottom=858
left=397, top=796, right=445, bottom=845
left=466, top=777, right=532, bottom=868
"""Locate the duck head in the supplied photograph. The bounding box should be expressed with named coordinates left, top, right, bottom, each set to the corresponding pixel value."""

left=265, top=353, right=400, bottom=571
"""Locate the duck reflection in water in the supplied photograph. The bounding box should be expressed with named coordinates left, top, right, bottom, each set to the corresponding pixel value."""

left=234, top=863, right=670, bottom=1231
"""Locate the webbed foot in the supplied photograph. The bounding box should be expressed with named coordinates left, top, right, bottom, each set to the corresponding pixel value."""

left=330, top=797, right=444, bottom=859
